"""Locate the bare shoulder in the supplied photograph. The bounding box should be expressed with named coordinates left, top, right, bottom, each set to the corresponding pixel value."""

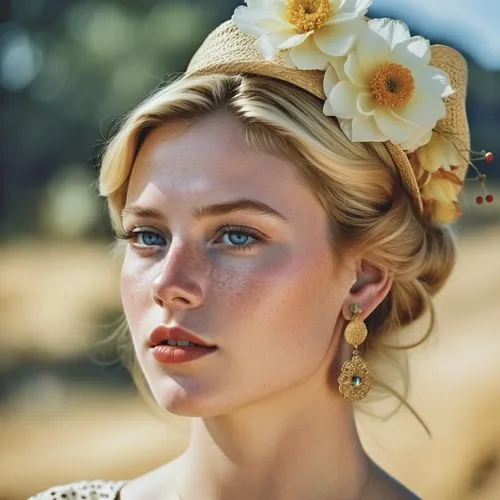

left=365, top=462, right=421, bottom=500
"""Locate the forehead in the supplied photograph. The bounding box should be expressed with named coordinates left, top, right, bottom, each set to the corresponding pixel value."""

left=126, top=112, right=320, bottom=214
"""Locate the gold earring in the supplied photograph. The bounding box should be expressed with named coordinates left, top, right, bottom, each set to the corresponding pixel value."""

left=338, top=303, right=373, bottom=402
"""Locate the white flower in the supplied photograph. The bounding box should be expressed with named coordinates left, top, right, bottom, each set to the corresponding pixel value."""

left=415, top=131, right=463, bottom=172
left=232, top=0, right=371, bottom=70
left=323, top=18, right=453, bottom=148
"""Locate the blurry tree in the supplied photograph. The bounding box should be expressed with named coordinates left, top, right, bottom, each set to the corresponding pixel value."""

left=0, top=0, right=237, bottom=239
left=1, top=0, right=498, bottom=240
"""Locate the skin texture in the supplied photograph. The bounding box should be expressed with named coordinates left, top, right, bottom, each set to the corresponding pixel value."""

left=119, top=112, right=416, bottom=499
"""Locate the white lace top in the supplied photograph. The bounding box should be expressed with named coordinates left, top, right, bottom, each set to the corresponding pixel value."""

left=28, top=480, right=127, bottom=500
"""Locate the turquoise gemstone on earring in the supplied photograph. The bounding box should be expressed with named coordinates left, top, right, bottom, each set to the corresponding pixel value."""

left=352, top=376, right=362, bottom=386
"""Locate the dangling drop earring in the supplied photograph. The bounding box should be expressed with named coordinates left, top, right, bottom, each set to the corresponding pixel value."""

left=338, top=303, right=373, bottom=402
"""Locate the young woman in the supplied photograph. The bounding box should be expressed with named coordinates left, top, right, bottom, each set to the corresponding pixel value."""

left=30, top=1, right=479, bottom=499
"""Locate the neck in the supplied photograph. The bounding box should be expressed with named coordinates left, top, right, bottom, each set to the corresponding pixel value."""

left=174, top=377, right=371, bottom=500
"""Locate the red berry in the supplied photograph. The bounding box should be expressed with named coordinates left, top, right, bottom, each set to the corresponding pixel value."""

left=486, top=194, right=494, bottom=203
left=485, top=152, right=494, bottom=163
left=476, top=196, right=484, bottom=205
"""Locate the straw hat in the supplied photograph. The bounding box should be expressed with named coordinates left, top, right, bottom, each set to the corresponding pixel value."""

left=186, top=19, right=470, bottom=217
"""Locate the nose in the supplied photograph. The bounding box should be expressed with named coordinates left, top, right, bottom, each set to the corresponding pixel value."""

left=152, top=240, right=206, bottom=310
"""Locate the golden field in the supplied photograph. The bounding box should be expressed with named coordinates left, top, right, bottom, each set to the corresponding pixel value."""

left=0, top=226, right=499, bottom=500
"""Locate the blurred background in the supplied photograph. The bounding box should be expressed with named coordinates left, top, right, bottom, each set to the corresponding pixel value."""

left=0, top=0, right=499, bottom=499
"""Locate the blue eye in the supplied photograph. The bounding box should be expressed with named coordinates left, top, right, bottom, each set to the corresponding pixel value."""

left=216, top=225, right=263, bottom=251
left=115, top=224, right=264, bottom=253
left=222, top=231, right=256, bottom=246
left=135, top=231, right=166, bottom=246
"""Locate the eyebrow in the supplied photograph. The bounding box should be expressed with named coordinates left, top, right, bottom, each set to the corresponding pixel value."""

left=121, top=198, right=289, bottom=223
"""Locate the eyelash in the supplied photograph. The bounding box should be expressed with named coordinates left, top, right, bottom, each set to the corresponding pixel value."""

left=114, top=223, right=264, bottom=253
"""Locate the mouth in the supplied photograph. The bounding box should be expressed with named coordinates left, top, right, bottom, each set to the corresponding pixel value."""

left=156, top=339, right=211, bottom=347
left=150, top=336, right=218, bottom=364
left=148, top=325, right=217, bottom=349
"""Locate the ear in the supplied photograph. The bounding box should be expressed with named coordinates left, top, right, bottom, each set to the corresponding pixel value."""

left=341, top=260, right=392, bottom=322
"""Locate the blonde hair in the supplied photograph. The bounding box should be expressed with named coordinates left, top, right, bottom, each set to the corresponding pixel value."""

left=99, top=74, right=456, bottom=426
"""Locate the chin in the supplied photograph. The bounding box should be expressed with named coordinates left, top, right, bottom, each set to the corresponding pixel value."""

left=153, top=395, right=238, bottom=419
left=148, top=377, right=232, bottom=418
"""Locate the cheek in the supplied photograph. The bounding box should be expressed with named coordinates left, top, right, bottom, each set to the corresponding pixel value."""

left=120, top=252, right=153, bottom=331
left=226, top=246, right=341, bottom=365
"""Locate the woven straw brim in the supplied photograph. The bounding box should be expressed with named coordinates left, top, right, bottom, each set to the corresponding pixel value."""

left=186, top=21, right=470, bottom=213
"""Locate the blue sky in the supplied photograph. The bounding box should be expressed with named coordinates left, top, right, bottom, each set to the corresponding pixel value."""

left=370, top=0, right=500, bottom=70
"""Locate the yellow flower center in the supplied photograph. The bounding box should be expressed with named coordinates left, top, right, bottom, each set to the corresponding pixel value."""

left=287, top=0, right=333, bottom=33
left=370, top=62, right=415, bottom=109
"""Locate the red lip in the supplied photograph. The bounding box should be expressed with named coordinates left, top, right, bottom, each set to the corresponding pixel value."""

left=148, top=325, right=216, bottom=348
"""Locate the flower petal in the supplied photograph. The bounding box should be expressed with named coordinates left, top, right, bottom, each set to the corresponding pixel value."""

left=278, top=31, right=313, bottom=49
left=393, top=90, right=445, bottom=126
left=413, top=65, right=453, bottom=98
left=423, top=177, right=459, bottom=203
left=357, top=92, right=376, bottom=115
left=233, top=2, right=293, bottom=36
left=324, top=13, right=360, bottom=24
left=323, top=58, right=347, bottom=94
left=400, top=127, right=431, bottom=152
left=445, top=140, right=463, bottom=167
left=279, top=49, right=297, bottom=68
left=427, top=200, right=460, bottom=224
left=256, top=16, right=294, bottom=33
left=368, top=18, right=411, bottom=49
left=344, top=51, right=368, bottom=85
left=350, top=116, right=388, bottom=142
left=338, top=117, right=354, bottom=139
left=416, top=134, right=447, bottom=171
left=247, top=0, right=289, bottom=20
left=313, top=21, right=359, bottom=56
left=331, top=56, right=348, bottom=81
left=255, top=32, right=294, bottom=60
left=416, top=145, right=441, bottom=172
left=289, top=37, right=330, bottom=69
left=357, top=22, right=391, bottom=75
left=325, top=3, right=371, bottom=24
left=245, top=0, right=269, bottom=7
left=325, top=80, right=360, bottom=118
left=232, top=5, right=266, bottom=36
left=392, top=36, right=431, bottom=67
left=323, top=98, right=336, bottom=116
left=374, top=108, right=415, bottom=143
left=415, top=132, right=462, bottom=170
left=336, top=0, right=372, bottom=17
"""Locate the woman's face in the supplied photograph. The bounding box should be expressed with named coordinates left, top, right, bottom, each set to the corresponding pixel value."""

left=120, top=112, right=356, bottom=417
